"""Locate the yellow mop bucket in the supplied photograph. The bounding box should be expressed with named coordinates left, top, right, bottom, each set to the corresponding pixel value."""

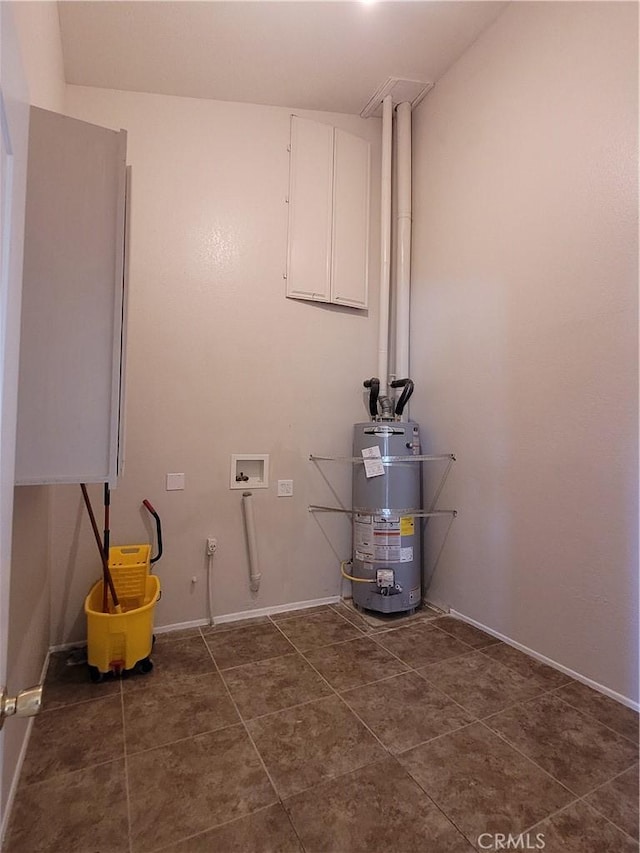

left=82, top=491, right=164, bottom=681
left=85, top=546, right=160, bottom=678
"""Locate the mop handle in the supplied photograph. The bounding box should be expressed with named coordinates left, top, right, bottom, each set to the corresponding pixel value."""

left=80, top=484, right=120, bottom=613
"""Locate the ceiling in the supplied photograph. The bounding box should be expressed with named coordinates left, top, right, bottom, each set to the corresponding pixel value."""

left=57, top=1, right=508, bottom=115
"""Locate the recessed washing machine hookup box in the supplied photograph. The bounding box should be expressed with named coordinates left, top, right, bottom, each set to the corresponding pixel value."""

left=230, top=455, right=269, bottom=490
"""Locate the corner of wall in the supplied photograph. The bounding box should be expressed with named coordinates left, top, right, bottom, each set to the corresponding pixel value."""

left=11, top=0, right=66, bottom=112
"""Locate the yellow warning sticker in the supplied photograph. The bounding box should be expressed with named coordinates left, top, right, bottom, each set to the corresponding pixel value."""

left=400, top=516, right=414, bottom=536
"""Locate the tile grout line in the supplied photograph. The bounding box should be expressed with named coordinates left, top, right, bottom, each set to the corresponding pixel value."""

left=131, top=632, right=296, bottom=852
left=269, top=619, right=395, bottom=760
left=266, top=611, right=496, bottom=853
left=476, top=715, right=591, bottom=799
left=146, top=802, right=297, bottom=853
left=368, top=626, right=477, bottom=668
left=520, top=791, right=640, bottom=848
left=202, top=632, right=311, bottom=853
left=270, top=607, right=355, bottom=628
left=38, top=689, right=120, bottom=715
left=579, top=760, right=639, bottom=798
left=201, top=633, right=283, bottom=811
left=385, top=753, right=488, bottom=853
left=476, top=645, right=574, bottom=688
left=574, top=795, right=640, bottom=843
left=576, top=800, right=639, bottom=846
left=16, top=693, right=127, bottom=793
left=125, top=633, right=281, bottom=851
left=464, top=689, right=640, bottom=824
left=547, top=686, right=640, bottom=746
left=571, top=759, right=640, bottom=842
left=508, top=797, right=583, bottom=848
left=330, top=610, right=376, bottom=634
left=393, top=719, right=479, bottom=757
left=121, top=718, right=243, bottom=760
left=12, top=755, right=126, bottom=796
left=416, top=653, right=566, bottom=721
left=120, top=676, right=134, bottom=853
left=207, top=649, right=301, bottom=676
left=362, top=629, right=566, bottom=727
left=265, top=616, right=436, bottom=831
left=295, top=615, right=485, bottom=851
left=328, top=603, right=369, bottom=630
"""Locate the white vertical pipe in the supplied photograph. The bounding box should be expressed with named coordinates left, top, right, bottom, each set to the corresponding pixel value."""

left=377, top=95, right=393, bottom=396
left=242, top=491, right=261, bottom=592
left=395, top=101, right=412, bottom=384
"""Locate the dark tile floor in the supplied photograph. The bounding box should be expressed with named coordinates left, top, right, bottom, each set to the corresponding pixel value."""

left=4, top=604, right=639, bottom=852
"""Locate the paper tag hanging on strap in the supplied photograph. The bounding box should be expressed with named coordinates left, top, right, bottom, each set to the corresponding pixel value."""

left=362, top=445, right=385, bottom=478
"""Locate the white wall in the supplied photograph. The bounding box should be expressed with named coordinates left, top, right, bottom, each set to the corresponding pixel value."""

left=0, top=0, right=64, bottom=826
left=411, top=1, right=638, bottom=702
left=52, top=86, right=381, bottom=643
left=11, top=1, right=65, bottom=111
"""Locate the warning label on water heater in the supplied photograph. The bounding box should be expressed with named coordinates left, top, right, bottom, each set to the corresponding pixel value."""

left=400, top=516, right=414, bottom=536
left=354, top=514, right=413, bottom=564
left=354, top=515, right=374, bottom=562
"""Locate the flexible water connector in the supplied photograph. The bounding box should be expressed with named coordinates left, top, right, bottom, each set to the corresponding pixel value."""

left=340, top=560, right=376, bottom=584
left=391, top=378, right=414, bottom=417
left=363, top=378, right=380, bottom=419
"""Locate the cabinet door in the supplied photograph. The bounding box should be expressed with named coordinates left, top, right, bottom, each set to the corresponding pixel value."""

left=331, top=129, right=370, bottom=309
left=285, top=116, right=333, bottom=302
left=15, top=107, right=127, bottom=486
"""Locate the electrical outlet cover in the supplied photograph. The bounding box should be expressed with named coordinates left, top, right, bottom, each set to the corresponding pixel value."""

left=277, top=479, right=294, bottom=497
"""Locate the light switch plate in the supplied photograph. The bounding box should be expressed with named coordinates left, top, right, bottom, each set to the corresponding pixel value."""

left=166, top=473, right=185, bottom=491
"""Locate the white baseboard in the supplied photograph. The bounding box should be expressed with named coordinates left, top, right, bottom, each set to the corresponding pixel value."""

left=48, top=640, right=87, bottom=654
left=154, top=617, right=209, bottom=635
left=449, top=608, right=639, bottom=712
left=50, top=596, right=343, bottom=650
left=1, top=651, right=51, bottom=846
left=208, top=596, right=341, bottom=626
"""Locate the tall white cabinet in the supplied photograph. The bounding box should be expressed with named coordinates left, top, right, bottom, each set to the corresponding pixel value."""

left=15, top=107, right=128, bottom=487
left=285, top=116, right=370, bottom=310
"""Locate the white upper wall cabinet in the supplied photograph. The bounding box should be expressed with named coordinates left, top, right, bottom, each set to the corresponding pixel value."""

left=286, top=116, right=333, bottom=303
left=15, top=107, right=127, bottom=487
left=286, top=116, right=370, bottom=310
left=331, top=128, right=370, bottom=309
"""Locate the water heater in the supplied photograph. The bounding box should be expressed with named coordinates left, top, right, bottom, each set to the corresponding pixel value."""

left=351, top=421, right=422, bottom=614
